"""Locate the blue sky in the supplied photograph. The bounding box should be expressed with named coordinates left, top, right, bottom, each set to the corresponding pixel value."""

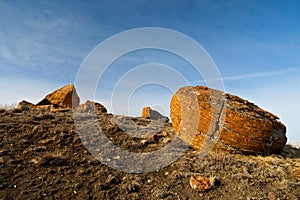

left=0, top=0, right=300, bottom=142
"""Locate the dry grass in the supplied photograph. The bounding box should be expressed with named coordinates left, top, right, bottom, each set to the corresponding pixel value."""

left=0, top=109, right=299, bottom=199
left=0, top=103, right=17, bottom=110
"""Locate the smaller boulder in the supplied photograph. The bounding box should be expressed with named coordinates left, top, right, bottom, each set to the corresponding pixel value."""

left=18, top=100, right=35, bottom=111
left=36, top=84, right=80, bottom=109
left=81, top=100, right=107, bottom=113
left=142, top=106, right=167, bottom=120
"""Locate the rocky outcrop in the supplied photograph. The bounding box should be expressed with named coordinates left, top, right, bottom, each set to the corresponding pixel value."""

left=170, top=86, right=287, bottom=154
left=36, top=84, right=80, bottom=109
left=17, top=84, right=80, bottom=112
left=142, top=106, right=167, bottom=120
left=80, top=100, right=107, bottom=113
left=16, top=85, right=108, bottom=113
left=18, top=100, right=35, bottom=110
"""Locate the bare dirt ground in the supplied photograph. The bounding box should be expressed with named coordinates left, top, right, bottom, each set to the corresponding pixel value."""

left=0, top=108, right=299, bottom=199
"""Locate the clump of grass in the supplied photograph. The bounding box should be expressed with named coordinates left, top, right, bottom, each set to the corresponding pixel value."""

left=0, top=103, right=17, bottom=110
left=0, top=103, right=34, bottom=113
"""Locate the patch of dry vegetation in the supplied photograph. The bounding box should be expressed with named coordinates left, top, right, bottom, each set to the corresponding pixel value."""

left=0, top=103, right=17, bottom=110
left=0, top=109, right=299, bottom=199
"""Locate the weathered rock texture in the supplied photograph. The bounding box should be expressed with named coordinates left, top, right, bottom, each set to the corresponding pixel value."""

left=189, top=175, right=216, bottom=192
left=80, top=100, right=107, bottom=113
left=170, top=86, right=287, bottom=154
left=142, top=106, right=167, bottom=120
left=18, top=100, right=35, bottom=110
left=36, top=84, right=80, bottom=109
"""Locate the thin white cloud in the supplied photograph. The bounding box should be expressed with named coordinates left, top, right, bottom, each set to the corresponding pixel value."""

left=190, top=67, right=300, bottom=143
left=191, top=66, right=300, bottom=85
left=0, top=2, right=89, bottom=83
left=221, top=66, right=300, bottom=81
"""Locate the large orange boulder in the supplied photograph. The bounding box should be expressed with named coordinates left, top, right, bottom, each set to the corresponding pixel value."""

left=36, top=84, right=80, bottom=109
left=170, top=86, right=287, bottom=154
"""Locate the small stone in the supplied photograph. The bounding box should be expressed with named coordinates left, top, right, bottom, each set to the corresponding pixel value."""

left=141, top=139, right=148, bottom=145
left=29, top=158, right=39, bottom=165
left=189, top=175, right=216, bottom=192
left=113, top=155, right=120, bottom=160
left=268, top=191, right=276, bottom=200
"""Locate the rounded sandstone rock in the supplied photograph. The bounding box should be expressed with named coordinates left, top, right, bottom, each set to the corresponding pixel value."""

left=170, top=86, right=287, bottom=154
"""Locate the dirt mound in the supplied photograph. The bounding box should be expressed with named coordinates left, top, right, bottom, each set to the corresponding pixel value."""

left=0, top=109, right=299, bottom=199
